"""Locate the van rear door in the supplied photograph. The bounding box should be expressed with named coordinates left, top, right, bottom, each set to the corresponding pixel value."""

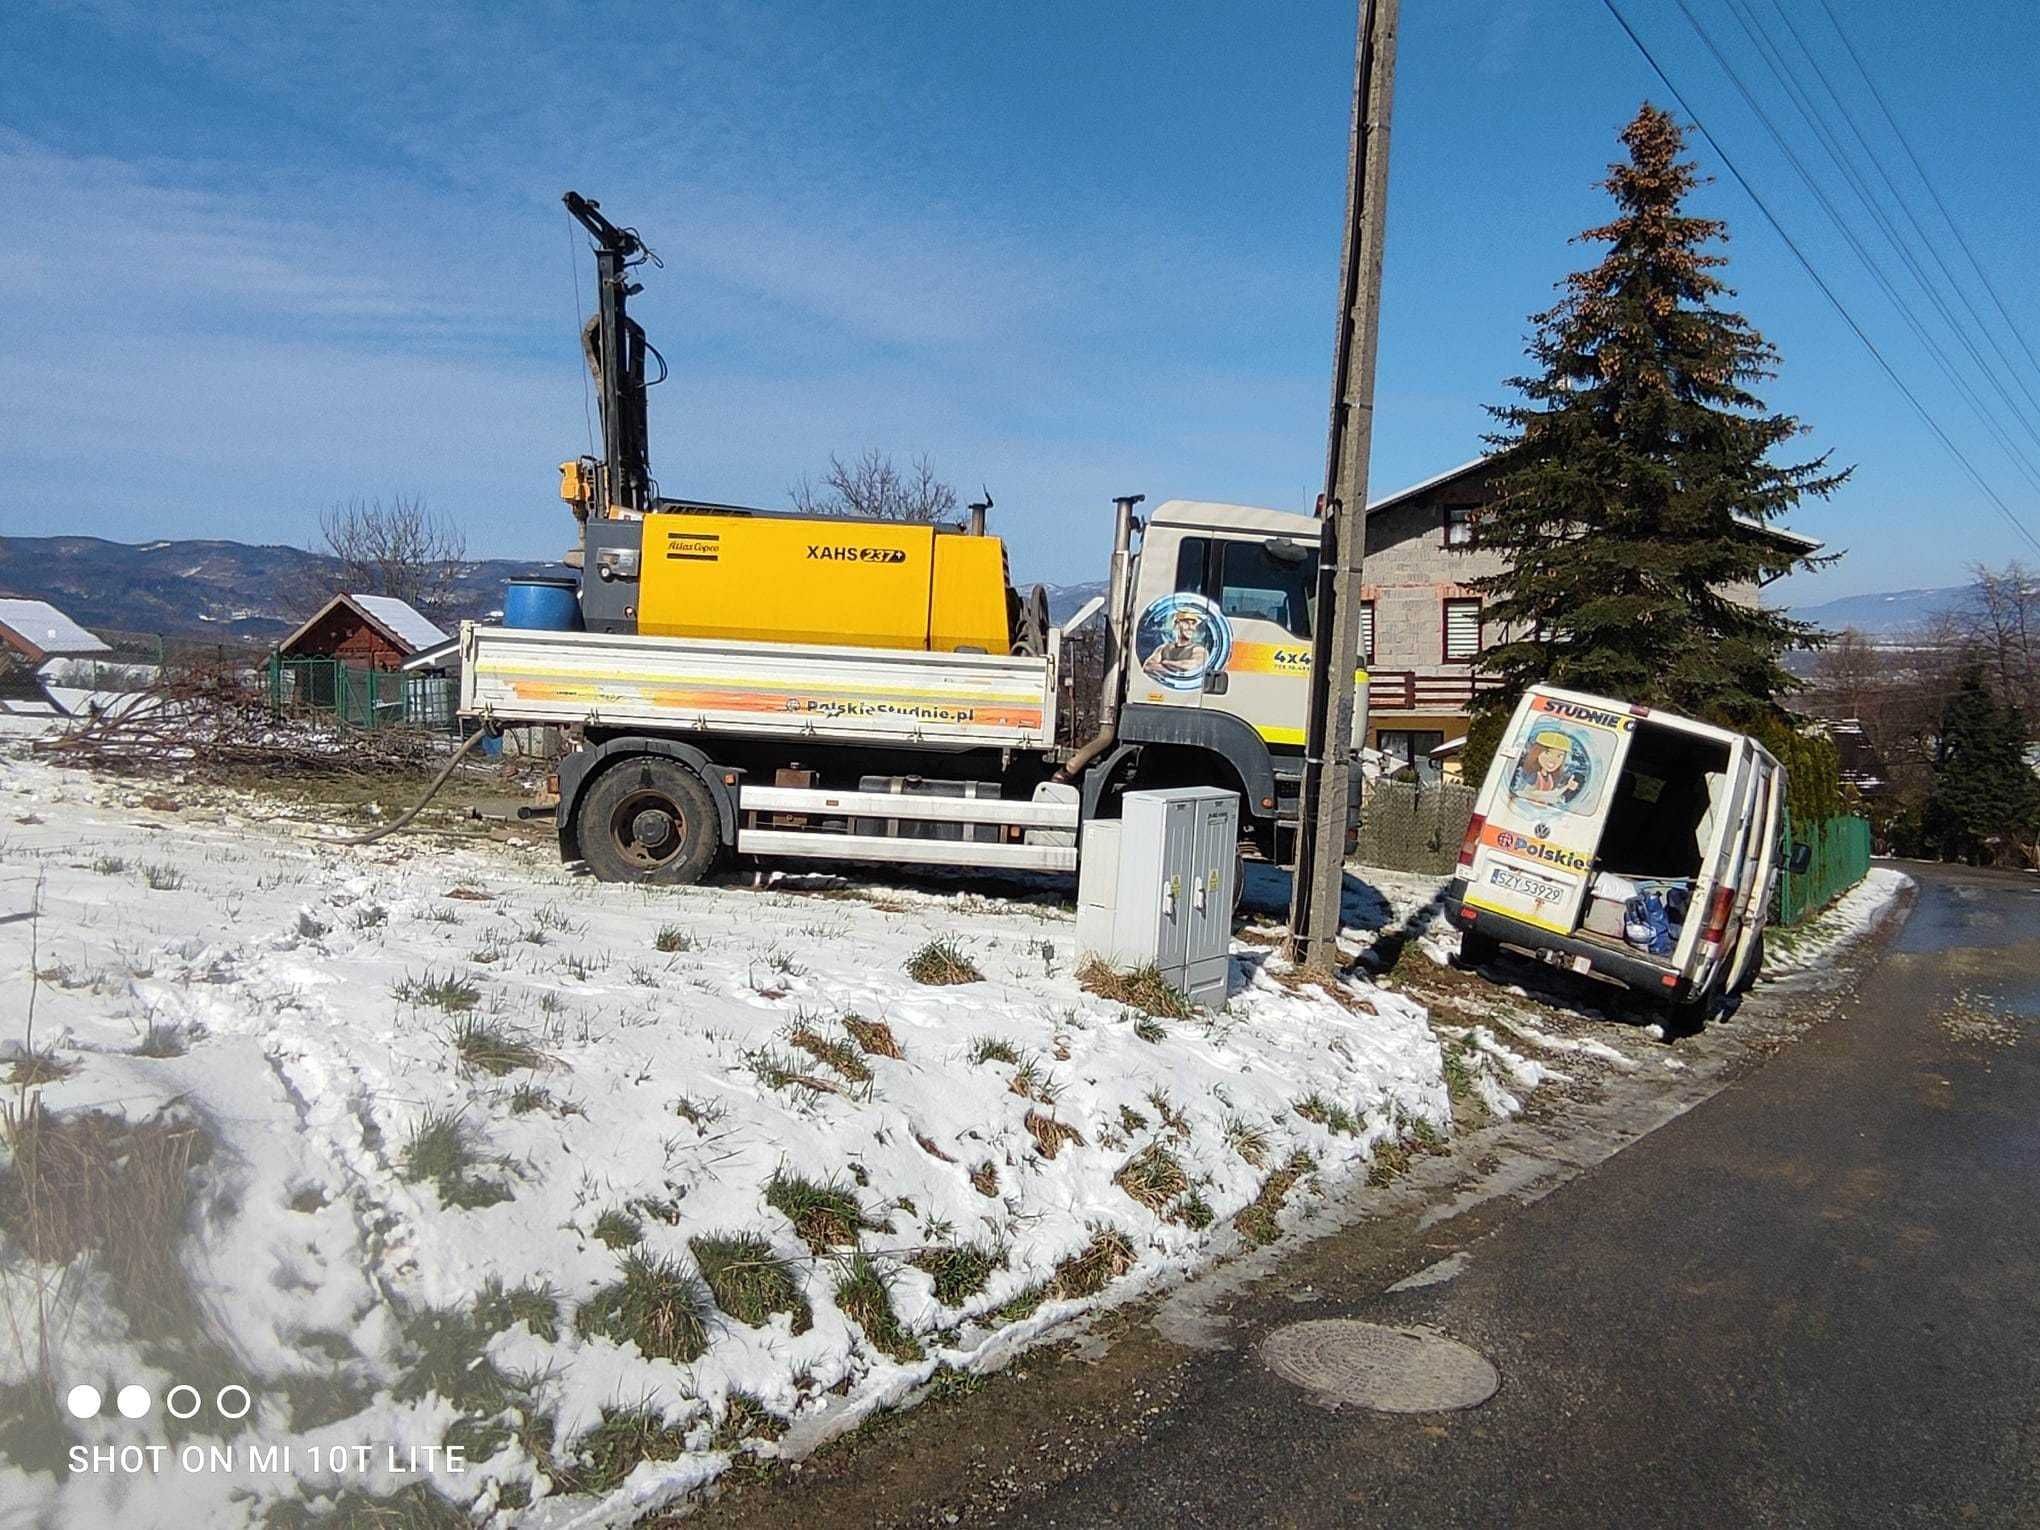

left=1462, top=690, right=1640, bottom=937
left=1669, top=737, right=1757, bottom=987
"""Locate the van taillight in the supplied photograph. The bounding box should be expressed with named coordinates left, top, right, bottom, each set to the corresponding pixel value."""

left=1702, top=884, right=1737, bottom=943
left=1457, top=813, right=1486, bottom=868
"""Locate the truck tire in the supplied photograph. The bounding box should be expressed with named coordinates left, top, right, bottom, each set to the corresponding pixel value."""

left=576, top=756, right=721, bottom=885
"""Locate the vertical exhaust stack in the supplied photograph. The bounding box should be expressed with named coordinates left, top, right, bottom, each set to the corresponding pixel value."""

left=1054, top=493, right=1143, bottom=784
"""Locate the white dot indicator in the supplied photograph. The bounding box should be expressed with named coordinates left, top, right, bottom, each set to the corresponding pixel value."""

left=117, top=1385, right=151, bottom=1419
left=65, top=1385, right=101, bottom=1419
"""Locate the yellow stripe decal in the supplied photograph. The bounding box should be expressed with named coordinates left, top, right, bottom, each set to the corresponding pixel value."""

left=475, top=661, right=1040, bottom=706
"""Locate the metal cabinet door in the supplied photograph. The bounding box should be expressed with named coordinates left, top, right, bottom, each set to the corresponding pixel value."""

left=1188, top=795, right=1237, bottom=964
left=1157, top=798, right=1195, bottom=972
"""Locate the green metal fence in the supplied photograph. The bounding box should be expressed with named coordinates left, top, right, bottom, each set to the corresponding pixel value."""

left=267, top=656, right=457, bottom=732
left=1774, top=812, right=1872, bottom=926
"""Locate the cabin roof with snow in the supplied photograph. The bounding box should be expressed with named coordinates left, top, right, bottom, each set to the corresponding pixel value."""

left=278, top=593, right=450, bottom=669
left=0, top=599, right=112, bottom=664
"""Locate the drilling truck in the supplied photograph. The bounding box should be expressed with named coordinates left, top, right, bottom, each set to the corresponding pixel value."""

left=458, top=194, right=1365, bottom=883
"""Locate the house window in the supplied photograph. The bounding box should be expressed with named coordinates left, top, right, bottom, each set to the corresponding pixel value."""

left=1358, top=600, right=1376, bottom=664
left=1216, top=539, right=1316, bottom=639
left=1444, top=503, right=1475, bottom=547
left=1377, top=728, right=1446, bottom=784
left=1444, top=597, right=1482, bottom=661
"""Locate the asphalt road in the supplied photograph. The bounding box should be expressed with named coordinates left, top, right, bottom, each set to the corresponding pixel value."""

left=991, top=861, right=2040, bottom=1529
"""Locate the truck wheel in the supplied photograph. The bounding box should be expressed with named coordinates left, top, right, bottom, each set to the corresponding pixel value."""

left=576, top=756, right=721, bottom=885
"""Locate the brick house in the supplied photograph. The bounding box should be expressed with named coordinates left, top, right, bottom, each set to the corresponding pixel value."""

left=1360, top=457, right=1823, bottom=779
left=278, top=593, right=449, bottom=671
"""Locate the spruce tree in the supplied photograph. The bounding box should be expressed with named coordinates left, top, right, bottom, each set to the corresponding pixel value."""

left=1921, top=666, right=2040, bottom=864
left=1465, top=104, right=1844, bottom=754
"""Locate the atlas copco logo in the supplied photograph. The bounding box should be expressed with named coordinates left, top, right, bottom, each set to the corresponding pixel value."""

left=806, top=544, right=908, bottom=563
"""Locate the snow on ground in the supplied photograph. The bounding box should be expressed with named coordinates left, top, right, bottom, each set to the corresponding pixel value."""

left=1762, top=867, right=1913, bottom=976
left=0, top=748, right=1511, bottom=1528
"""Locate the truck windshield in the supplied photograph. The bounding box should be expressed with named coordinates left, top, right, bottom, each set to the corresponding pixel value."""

left=1217, top=540, right=1316, bottom=638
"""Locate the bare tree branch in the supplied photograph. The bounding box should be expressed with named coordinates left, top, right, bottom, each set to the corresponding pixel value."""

left=788, top=451, right=958, bottom=523
left=318, top=496, right=468, bottom=615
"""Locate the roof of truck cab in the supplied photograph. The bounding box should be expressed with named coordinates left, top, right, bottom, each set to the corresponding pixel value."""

left=1146, top=500, right=1322, bottom=537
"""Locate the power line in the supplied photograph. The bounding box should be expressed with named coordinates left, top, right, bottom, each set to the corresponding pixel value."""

left=1594, top=0, right=2040, bottom=557
left=1718, top=0, right=2040, bottom=466
left=1764, top=0, right=2040, bottom=425
left=1675, top=0, right=2040, bottom=498
left=1811, top=0, right=2040, bottom=388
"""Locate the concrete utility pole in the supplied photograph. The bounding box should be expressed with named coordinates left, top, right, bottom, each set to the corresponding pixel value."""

left=1287, top=0, right=1399, bottom=974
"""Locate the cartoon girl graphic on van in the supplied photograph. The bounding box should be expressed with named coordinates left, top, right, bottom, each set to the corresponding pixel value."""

left=1509, top=726, right=1591, bottom=809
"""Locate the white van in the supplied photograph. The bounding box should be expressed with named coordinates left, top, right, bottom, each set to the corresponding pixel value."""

left=1443, top=686, right=1806, bottom=1022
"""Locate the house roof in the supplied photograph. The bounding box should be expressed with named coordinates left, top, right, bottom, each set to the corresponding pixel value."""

left=279, top=593, right=451, bottom=658
left=1363, top=453, right=1824, bottom=555
left=0, top=599, right=112, bottom=663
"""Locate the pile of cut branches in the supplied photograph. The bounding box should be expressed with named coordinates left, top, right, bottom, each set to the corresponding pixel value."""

left=34, top=661, right=459, bottom=780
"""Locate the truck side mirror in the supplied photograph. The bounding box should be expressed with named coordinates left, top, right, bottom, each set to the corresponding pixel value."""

left=1788, top=841, right=1812, bottom=875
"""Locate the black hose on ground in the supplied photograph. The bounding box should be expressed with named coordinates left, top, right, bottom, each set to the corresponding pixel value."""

left=328, top=727, right=494, bottom=847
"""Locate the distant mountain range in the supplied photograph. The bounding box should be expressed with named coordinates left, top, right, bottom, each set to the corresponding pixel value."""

left=0, top=535, right=558, bottom=646
left=1783, top=584, right=1972, bottom=639
left=0, top=532, right=1974, bottom=647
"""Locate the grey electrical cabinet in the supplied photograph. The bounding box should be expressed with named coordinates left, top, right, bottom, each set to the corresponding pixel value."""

left=1075, top=786, right=1238, bottom=1008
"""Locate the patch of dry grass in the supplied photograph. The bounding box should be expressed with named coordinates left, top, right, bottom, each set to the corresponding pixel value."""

left=786, top=1023, right=872, bottom=1085
left=1048, top=1226, right=1135, bottom=1299
left=910, top=1240, right=1005, bottom=1306
left=1077, top=958, right=1194, bottom=1018
left=1024, top=1109, right=1085, bottom=1160
left=765, top=1169, right=879, bottom=1253
left=0, top=1102, right=212, bottom=1340
left=691, top=1233, right=812, bottom=1332
left=842, top=1014, right=903, bottom=1059
left=834, top=1254, right=922, bottom=1362
left=576, top=1252, right=713, bottom=1364
left=904, top=939, right=982, bottom=986
left=1232, top=1151, right=1315, bottom=1247
left=1113, top=1144, right=1189, bottom=1215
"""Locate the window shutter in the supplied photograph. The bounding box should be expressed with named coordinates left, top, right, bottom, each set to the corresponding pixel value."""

left=1444, top=598, right=1481, bottom=660
left=1358, top=601, right=1376, bottom=662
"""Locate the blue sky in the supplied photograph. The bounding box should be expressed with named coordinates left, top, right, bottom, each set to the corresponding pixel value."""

left=2, top=1, right=2035, bottom=602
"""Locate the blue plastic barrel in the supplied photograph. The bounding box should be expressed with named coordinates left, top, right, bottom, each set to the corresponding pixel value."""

left=503, top=576, right=584, bottom=632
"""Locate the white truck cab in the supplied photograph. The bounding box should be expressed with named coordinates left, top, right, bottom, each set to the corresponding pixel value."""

left=1444, top=685, right=1798, bottom=1021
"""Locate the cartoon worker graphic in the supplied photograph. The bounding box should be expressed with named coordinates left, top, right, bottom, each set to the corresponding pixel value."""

left=1143, top=607, right=1211, bottom=682
left=1510, top=726, right=1588, bottom=807
left=1133, top=592, right=1231, bottom=692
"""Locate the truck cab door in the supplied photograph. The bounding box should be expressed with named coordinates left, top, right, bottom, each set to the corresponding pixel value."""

left=1204, top=534, right=1320, bottom=750
left=1125, top=525, right=1224, bottom=719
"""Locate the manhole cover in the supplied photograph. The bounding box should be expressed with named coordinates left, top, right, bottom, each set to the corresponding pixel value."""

left=1262, top=1320, right=1499, bottom=1412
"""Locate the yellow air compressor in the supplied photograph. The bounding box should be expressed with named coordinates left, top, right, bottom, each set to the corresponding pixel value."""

left=631, top=510, right=1013, bottom=653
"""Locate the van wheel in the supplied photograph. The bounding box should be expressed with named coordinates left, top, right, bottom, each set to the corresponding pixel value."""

left=1664, top=987, right=1715, bottom=1037
left=577, top=756, right=721, bottom=885
left=1456, top=928, right=1499, bottom=968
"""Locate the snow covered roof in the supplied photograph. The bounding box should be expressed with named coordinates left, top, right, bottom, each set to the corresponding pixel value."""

left=279, top=593, right=450, bottom=658
left=350, top=595, right=450, bottom=653
left=0, top=598, right=112, bottom=662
